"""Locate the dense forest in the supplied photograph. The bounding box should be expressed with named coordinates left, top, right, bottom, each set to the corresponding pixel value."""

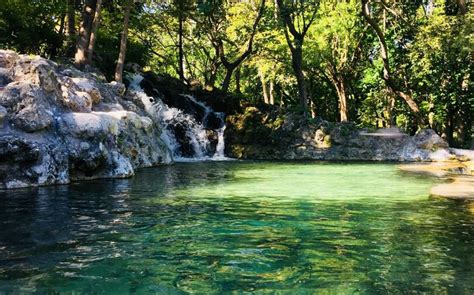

left=0, top=0, right=472, bottom=147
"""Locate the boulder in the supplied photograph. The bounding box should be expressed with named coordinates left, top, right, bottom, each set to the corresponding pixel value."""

left=13, top=105, right=53, bottom=132
left=413, top=129, right=449, bottom=150
left=0, top=50, right=18, bottom=68
left=61, top=86, right=93, bottom=112
left=71, top=77, right=102, bottom=104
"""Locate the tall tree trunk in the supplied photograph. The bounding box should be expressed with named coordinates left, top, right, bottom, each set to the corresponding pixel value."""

left=221, top=66, right=236, bottom=93
left=205, top=70, right=218, bottom=90
left=235, top=66, right=241, bottom=93
left=446, top=105, right=454, bottom=146
left=335, top=78, right=349, bottom=122
left=276, top=0, right=316, bottom=118
left=66, top=0, right=76, bottom=36
left=74, top=0, right=96, bottom=69
left=115, top=1, right=132, bottom=83
left=205, top=58, right=219, bottom=90
left=204, top=46, right=220, bottom=90
left=87, top=0, right=103, bottom=65
left=291, top=44, right=309, bottom=116
left=328, top=70, right=349, bottom=122
left=269, top=80, right=275, bottom=105
left=178, top=14, right=185, bottom=81
left=259, top=69, right=269, bottom=104
left=361, top=0, right=422, bottom=121
left=458, top=0, right=468, bottom=15
left=66, top=0, right=76, bottom=56
left=59, top=12, right=66, bottom=35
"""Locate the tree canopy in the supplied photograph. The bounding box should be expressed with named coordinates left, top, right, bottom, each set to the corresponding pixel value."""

left=0, top=0, right=472, bottom=147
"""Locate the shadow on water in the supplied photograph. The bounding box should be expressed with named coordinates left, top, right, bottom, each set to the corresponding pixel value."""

left=0, top=161, right=473, bottom=293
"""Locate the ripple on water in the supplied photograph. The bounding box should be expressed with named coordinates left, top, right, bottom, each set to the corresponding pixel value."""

left=0, top=161, right=473, bottom=293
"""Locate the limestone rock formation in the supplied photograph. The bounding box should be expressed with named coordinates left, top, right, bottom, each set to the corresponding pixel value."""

left=225, top=106, right=460, bottom=162
left=0, top=50, right=171, bottom=189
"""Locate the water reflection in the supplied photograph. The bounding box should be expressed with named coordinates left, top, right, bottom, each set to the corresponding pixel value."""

left=0, top=161, right=473, bottom=293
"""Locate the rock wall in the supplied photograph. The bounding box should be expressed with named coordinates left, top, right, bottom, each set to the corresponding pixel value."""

left=0, top=50, right=171, bottom=189
left=225, top=106, right=457, bottom=161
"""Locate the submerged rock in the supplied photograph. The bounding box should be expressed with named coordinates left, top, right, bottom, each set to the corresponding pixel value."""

left=430, top=177, right=474, bottom=200
left=400, top=151, right=473, bottom=200
left=0, top=50, right=172, bottom=189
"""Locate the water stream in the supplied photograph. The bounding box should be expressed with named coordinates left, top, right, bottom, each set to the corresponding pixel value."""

left=128, top=74, right=227, bottom=161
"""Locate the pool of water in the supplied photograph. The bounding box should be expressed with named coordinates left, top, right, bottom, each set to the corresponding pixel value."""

left=0, top=161, right=473, bottom=293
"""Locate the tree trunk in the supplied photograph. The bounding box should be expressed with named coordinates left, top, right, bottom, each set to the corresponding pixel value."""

left=276, top=0, right=317, bottom=118
left=221, top=66, right=236, bottom=93
left=235, top=66, right=241, bottom=93
left=446, top=105, right=454, bottom=146
left=66, top=0, right=76, bottom=56
left=269, top=80, right=275, bottom=105
left=59, top=12, right=66, bottom=35
left=178, top=14, right=185, bottom=81
left=205, top=71, right=217, bottom=90
left=205, top=59, right=219, bottom=90
left=115, top=1, right=132, bottom=83
left=291, top=45, right=309, bottom=116
left=66, top=0, right=76, bottom=36
left=259, top=69, right=269, bottom=104
left=74, top=0, right=96, bottom=69
left=458, top=0, right=468, bottom=15
left=361, top=0, right=422, bottom=120
left=335, top=78, right=349, bottom=122
left=87, top=0, right=102, bottom=65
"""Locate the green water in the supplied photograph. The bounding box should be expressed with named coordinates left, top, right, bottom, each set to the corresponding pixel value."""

left=1, top=161, right=473, bottom=294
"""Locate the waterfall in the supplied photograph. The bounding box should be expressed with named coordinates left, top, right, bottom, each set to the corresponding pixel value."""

left=214, top=114, right=226, bottom=159
left=128, top=74, right=230, bottom=162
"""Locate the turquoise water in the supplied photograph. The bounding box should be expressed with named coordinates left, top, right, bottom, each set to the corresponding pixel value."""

left=0, top=161, right=473, bottom=294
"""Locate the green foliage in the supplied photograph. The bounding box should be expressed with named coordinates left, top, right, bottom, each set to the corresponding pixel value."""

left=0, top=0, right=471, bottom=146
left=0, top=0, right=65, bottom=57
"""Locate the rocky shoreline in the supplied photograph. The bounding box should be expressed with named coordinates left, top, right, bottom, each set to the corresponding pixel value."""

left=1, top=51, right=473, bottom=192
left=399, top=150, right=474, bottom=200
left=224, top=106, right=462, bottom=162
left=0, top=50, right=172, bottom=189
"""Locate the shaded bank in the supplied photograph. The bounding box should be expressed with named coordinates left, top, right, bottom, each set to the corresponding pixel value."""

left=225, top=106, right=459, bottom=161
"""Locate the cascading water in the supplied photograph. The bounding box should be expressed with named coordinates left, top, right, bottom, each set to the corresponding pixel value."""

left=214, top=114, right=226, bottom=159
left=129, top=74, right=229, bottom=161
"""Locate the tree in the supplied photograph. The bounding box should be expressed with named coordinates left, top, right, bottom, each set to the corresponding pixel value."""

left=217, top=0, right=266, bottom=92
left=307, top=0, right=366, bottom=122
left=192, top=0, right=266, bottom=92
left=276, top=0, right=319, bottom=117
left=0, top=0, right=65, bottom=57
left=66, top=0, right=76, bottom=37
left=65, top=0, right=76, bottom=56
left=361, top=0, right=422, bottom=123
left=172, top=0, right=194, bottom=82
left=75, top=0, right=97, bottom=69
left=87, top=0, right=103, bottom=64
left=457, top=0, right=468, bottom=15
left=115, top=0, right=133, bottom=83
left=407, top=1, right=472, bottom=146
